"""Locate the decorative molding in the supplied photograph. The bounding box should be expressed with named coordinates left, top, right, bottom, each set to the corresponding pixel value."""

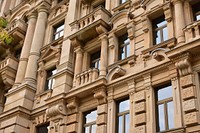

left=106, top=65, right=126, bottom=81
left=175, top=58, right=192, bottom=77
left=46, top=103, right=67, bottom=118
left=93, top=86, right=107, bottom=105
left=66, top=97, right=79, bottom=113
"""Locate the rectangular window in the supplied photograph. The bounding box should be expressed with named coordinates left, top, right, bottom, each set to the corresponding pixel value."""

left=118, top=33, right=130, bottom=60
left=83, top=110, right=97, bottom=133
left=117, top=99, right=130, bottom=133
left=45, top=67, right=57, bottom=90
left=36, top=123, right=49, bottom=133
left=192, top=2, right=200, bottom=21
left=155, top=83, right=174, bottom=132
left=53, top=22, right=64, bottom=40
left=90, top=51, right=101, bottom=69
left=119, top=0, right=127, bottom=4
left=152, top=16, right=168, bottom=45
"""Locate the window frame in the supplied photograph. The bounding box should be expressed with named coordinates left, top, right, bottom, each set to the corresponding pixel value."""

left=90, top=50, right=101, bottom=69
left=44, top=67, right=57, bottom=91
left=155, top=83, right=174, bottom=132
left=192, top=2, right=200, bottom=21
left=152, top=15, right=168, bottom=45
left=119, top=0, right=128, bottom=4
left=83, top=109, right=97, bottom=133
left=53, top=22, right=64, bottom=41
left=118, top=33, right=130, bottom=60
left=116, top=98, right=130, bottom=133
left=36, top=123, right=49, bottom=133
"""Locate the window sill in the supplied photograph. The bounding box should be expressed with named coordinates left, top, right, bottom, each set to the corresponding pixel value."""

left=107, top=54, right=136, bottom=70
left=142, top=37, right=176, bottom=55
left=112, top=0, right=131, bottom=13
left=157, top=127, right=185, bottom=133
left=41, top=37, right=63, bottom=51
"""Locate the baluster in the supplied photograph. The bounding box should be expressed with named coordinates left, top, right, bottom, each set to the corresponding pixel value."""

left=194, top=24, right=200, bottom=38
left=81, top=73, right=84, bottom=85
left=88, top=69, right=92, bottom=83
left=84, top=71, right=88, bottom=83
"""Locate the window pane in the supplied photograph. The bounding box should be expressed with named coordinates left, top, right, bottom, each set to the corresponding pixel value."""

left=119, top=99, right=129, bottom=112
left=118, top=116, right=123, bottom=133
left=120, top=0, right=127, bottom=4
left=167, top=101, right=174, bottom=129
left=163, top=27, right=168, bottom=42
left=158, top=104, right=165, bottom=131
left=126, top=42, right=130, bottom=57
left=157, top=20, right=167, bottom=27
left=125, top=114, right=130, bottom=133
left=91, top=124, right=96, bottom=133
left=37, top=123, right=49, bottom=133
left=156, top=30, right=161, bottom=44
left=196, top=14, right=200, bottom=21
left=85, top=110, right=97, bottom=123
left=84, top=126, right=89, bottom=133
left=157, top=85, right=172, bottom=101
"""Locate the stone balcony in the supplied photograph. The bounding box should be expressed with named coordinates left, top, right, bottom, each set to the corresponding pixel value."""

left=8, top=19, right=27, bottom=43
left=0, top=56, right=19, bottom=88
left=74, top=68, right=99, bottom=87
left=69, top=6, right=111, bottom=43
left=184, top=20, right=200, bottom=43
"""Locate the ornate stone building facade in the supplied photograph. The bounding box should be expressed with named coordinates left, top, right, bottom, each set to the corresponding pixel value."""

left=0, top=0, right=200, bottom=133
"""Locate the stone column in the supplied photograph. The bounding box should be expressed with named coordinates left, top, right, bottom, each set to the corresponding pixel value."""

left=24, top=5, right=48, bottom=85
left=74, top=47, right=83, bottom=76
left=15, top=0, right=22, bottom=7
left=14, top=12, right=37, bottom=86
left=99, top=34, right=108, bottom=77
left=173, top=0, right=185, bottom=44
left=9, top=0, right=16, bottom=10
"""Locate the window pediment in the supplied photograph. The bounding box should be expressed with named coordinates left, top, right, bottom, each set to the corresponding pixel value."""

left=39, top=45, right=61, bottom=62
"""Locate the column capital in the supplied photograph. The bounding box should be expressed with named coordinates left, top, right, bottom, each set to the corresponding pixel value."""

left=74, top=46, right=83, bottom=54
left=27, top=11, right=37, bottom=20
left=172, top=0, right=184, bottom=5
left=99, top=33, right=108, bottom=41
left=36, top=1, right=50, bottom=13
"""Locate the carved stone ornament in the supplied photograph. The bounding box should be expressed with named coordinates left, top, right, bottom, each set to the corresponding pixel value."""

left=106, top=65, right=126, bottom=81
left=66, top=97, right=79, bottom=112
left=93, top=87, right=107, bottom=105
left=46, top=103, right=66, bottom=118
left=175, top=58, right=192, bottom=77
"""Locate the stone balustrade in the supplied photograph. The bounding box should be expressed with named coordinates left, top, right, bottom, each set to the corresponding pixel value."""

left=184, top=20, right=200, bottom=42
left=0, top=56, right=18, bottom=70
left=0, top=56, right=19, bottom=87
left=75, top=68, right=99, bottom=87
left=70, top=6, right=111, bottom=32
left=8, top=19, right=27, bottom=33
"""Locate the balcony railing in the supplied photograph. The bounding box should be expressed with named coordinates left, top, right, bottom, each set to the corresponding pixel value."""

left=75, top=68, right=99, bottom=87
left=0, top=56, right=19, bottom=87
left=8, top=19, right=27, bottom=42
left=184, top=20, right=200, bottom=43
left=70, top=6, right=111, bottom=31
left=0, top=57, right=18, bottom=70
left=69, top=6, right=111, bottom=42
